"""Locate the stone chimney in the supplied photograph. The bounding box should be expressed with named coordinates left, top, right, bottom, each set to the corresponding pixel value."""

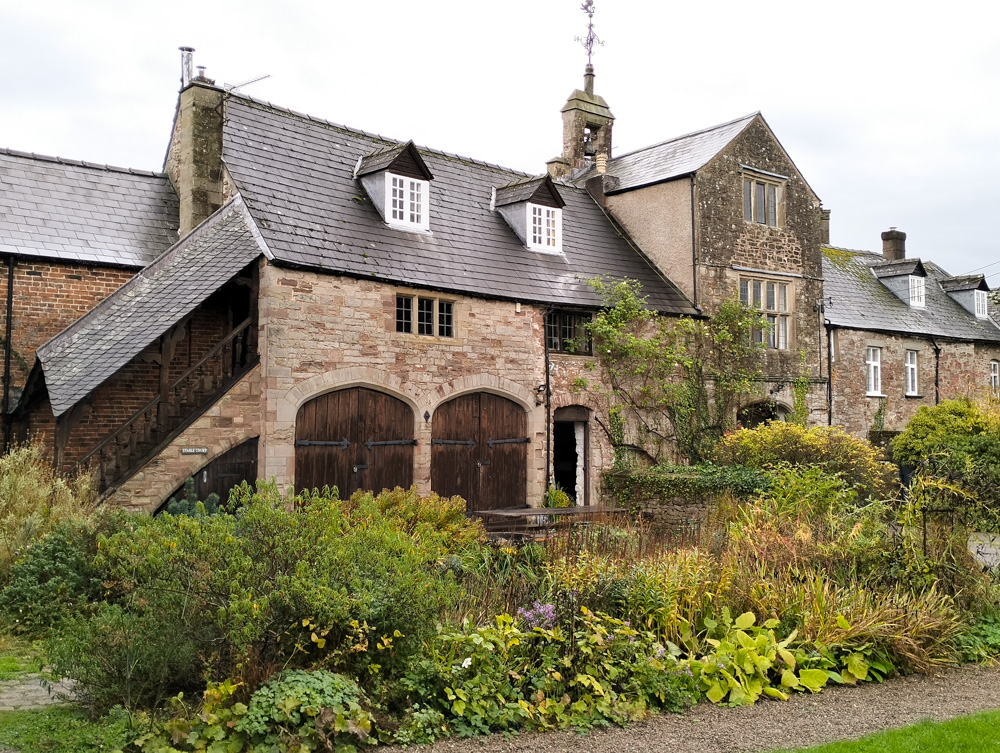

left=881, top=228, right=906, bottom=261
left=547, top=64, right=614, bottom=179
left=819, top=208, right=831, bottom=245
left=165, top=48, right=224, bottom=236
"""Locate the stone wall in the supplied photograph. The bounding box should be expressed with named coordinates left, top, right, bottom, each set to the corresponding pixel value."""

left=830, top=327, right=1000, bottom=435
left=104, top=366, right=261, bottom=512
left=259, top=262, right=611, bottom=507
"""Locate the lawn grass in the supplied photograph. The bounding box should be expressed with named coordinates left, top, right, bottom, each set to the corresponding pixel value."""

left=0, top=632, right=43, bottom=680
left=778, top=708, right=1000, bottom=752
left=0, top=706, right=135, bottom=752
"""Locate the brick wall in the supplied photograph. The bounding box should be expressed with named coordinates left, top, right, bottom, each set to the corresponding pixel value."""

left=0, top=259, right=136, bottom=389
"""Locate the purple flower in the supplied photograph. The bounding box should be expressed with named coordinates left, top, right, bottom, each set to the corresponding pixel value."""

left=517, top=600, right=558, bottom=629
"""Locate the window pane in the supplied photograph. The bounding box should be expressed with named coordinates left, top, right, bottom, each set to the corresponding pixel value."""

left=417, top=297, right=434, bottom=335
left=778, top=284, right=788, bottom=312
left=395, top=295, right=412, bottom=333
left=740, top=279, right=749, bottom=306
left=391, top=177, right=405, bottom=221
left=438, top=301, right=454, bottom=338
left=767, top=314, right=778, bottom=348
left=531, top=206, right=543, bottom=246
left=755, top=182, right=766, bottom=224
left=409, top=181, right=422, bottom=224
left=766, top=282, right=776, bottom=312
left=753, top=281, right=762, bottom=309
left=744, top=179, right=752, bottom=222
left=767, top=185, right=777, bottom=226
left=778, top=316, right=788, bottom=350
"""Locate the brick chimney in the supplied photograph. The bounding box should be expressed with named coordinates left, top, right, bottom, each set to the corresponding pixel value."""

left=165, top=48, right=224, bottom=236
left=881, top=228, right=906, bottom=261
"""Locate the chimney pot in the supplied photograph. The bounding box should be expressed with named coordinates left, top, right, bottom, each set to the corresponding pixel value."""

left=595, top=153, right=607, bottom=175
left=179, top=46, right=195, bottom=89
left=881, top=228, right=907, bottom=261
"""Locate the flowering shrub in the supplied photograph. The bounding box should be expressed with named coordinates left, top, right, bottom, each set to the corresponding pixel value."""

left=517, top=601, right=557, bottom=629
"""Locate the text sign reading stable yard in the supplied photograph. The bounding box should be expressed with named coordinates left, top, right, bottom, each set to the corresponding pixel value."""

left=181, top=447, right=209, bottom=455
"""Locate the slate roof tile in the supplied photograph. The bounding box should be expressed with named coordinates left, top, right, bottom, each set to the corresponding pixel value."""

left=37, top=200, right=263, bottom=416
left=821, top=246, right=1000, bottom=343
left=0, top=148, right=178, bottom=268
left=573, top=113, right=758, bottom=192
left=221, top=95, right=695, bottom=314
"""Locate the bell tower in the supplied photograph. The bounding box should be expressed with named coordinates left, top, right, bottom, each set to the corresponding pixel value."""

left=547, top=2, right=614, bottom=179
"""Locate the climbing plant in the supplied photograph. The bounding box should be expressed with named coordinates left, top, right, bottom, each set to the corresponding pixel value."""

left=588, top=278, right=768, bottom=464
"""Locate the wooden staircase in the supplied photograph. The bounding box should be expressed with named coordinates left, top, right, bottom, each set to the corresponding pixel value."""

left=78, top=318, right=257, bottom=496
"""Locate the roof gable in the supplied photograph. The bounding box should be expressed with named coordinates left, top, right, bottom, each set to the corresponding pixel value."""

left=940, top=274, right=988, bottom=292
left=354, top=140, right=432, bottom=181
left=494, top=176, right=565, bottom=209
left=0, top=148, right=178, bottom=267
left=872, top=258, right=926, bottom=278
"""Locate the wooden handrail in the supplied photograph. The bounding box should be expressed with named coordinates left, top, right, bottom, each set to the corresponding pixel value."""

left=78, top=318, right=253, bottom=469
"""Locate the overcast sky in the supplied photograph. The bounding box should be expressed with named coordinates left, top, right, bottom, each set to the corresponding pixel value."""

left=2, top=0, right=998, bottom=283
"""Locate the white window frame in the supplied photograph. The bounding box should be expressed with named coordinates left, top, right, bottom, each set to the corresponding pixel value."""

left=866, top=347, right=883, bottom=396
left=739, top=276, right=791, bottom=350
left=976, top=290, right=989, bottom=319
left=905, top=350, right=918, bottom=396
left=526, top=203, right=562, bottom=253
left=385, top=173, right=430, bottom=231
left=991, top=360, right=999, bottom=394
left=909, top=276, right=926, bottom=308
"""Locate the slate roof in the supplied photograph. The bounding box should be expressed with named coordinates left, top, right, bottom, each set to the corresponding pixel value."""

left=0, top=148, right=178, bottom=267
left=821, top=246, right=1000, bottom=343
left=940, top=274, right=987, bottom=292
left=871, top=258, right=925, bottom=278
left=572, top=113, right=758, bottom=193
left=221, top=94, right=695, bottom=314
left=36, top=199, right=264, bottom=416
left=494, top=176, right=564, bottom=208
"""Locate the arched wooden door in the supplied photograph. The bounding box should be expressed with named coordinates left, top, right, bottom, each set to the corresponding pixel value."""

left=431, top=392, right=528, bottom=511
left=295, top=387, right=415, bottom=497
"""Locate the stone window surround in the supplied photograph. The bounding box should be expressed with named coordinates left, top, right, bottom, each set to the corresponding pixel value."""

left=385, top=172, right=430, bottom=232
left=741, top=166, right=787, bottom=229
left=393, top=289, right=457, bottom=340
left=738, top=272, right=792, bottom=350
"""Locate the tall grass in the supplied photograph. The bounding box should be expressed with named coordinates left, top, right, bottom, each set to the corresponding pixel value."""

left=0, top=444, right=96, bottom=578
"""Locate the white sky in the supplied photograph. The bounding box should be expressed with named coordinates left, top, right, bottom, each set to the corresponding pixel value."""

left=2, top=0, right=998, bottom=283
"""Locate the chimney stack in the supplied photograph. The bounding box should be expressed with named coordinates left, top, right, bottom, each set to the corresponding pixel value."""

left=179, top=46, right=195, bottom=89
left=881, top=228, right=906, bottom=261
left=819, top=208, right=831, bottom=245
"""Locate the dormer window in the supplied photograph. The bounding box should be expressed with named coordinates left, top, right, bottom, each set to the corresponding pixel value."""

left=387, top=173, right=429, bottom=231
left=354, top=140, right=433, bottom=233
left=493, top=175, right=566, bottom=254
left=528, top=204, right=561, bottom=252
left=909, top=276, right=925, bottom=308
left=976, top=290, right=989, bottom=318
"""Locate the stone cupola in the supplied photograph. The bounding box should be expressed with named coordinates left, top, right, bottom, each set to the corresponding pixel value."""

left=547, top=64, right=614, bottom=179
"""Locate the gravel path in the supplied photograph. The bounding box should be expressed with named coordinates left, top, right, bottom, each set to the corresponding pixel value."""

left=384, top=664, right=1000, bottom=753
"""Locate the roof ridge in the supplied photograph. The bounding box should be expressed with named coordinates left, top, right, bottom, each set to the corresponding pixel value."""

left=0, top=146, right=166, bottom=179
left=225, top=91, right=535, bottom=178
left=610, top=111, right=759, bottom=162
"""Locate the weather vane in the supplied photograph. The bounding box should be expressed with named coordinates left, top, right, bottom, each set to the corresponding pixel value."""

left=575, top=0, right=603, bottom=65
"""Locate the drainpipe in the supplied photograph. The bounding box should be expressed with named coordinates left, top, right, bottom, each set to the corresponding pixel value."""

left=689, top=176, right=699, bottom=307
left=931, top=338, right=941, bottom=404
left=543, top=309, right=553, bottom=490
left=826, top=323, right=834, bottom=425
left=2, top=255, right=14, bottom=449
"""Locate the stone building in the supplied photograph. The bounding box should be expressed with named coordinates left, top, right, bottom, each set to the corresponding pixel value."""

left=822, top=230, right=1000, bottom=435
left=5, top=57, right=1000, bottom=510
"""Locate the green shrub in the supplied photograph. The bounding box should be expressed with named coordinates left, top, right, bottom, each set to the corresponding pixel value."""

left=1, top=519, right=104, bottom=634
left=712, top=423, right=897, bottom=500
left=604, top=463, right=768, bottom=512
left=892, top=398, right=1000, bottom=507
left=0, top=443, right=96, bottom=579
left=47, top=602, right=203, bottom=714
left=163, top=477, right=222, bottom=516
left=954, top=613, right=1000, bottom=663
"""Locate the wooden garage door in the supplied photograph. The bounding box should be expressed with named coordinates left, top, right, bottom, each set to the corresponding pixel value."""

left=295, top=388, right=415, bottom=497
left=431, top=392, right=527, bottom=512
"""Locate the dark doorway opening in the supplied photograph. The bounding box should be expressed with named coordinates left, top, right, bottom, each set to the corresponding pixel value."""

left=552, top=405, right=589, bottom=504
left=738, top=401, right=788, bottom=429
